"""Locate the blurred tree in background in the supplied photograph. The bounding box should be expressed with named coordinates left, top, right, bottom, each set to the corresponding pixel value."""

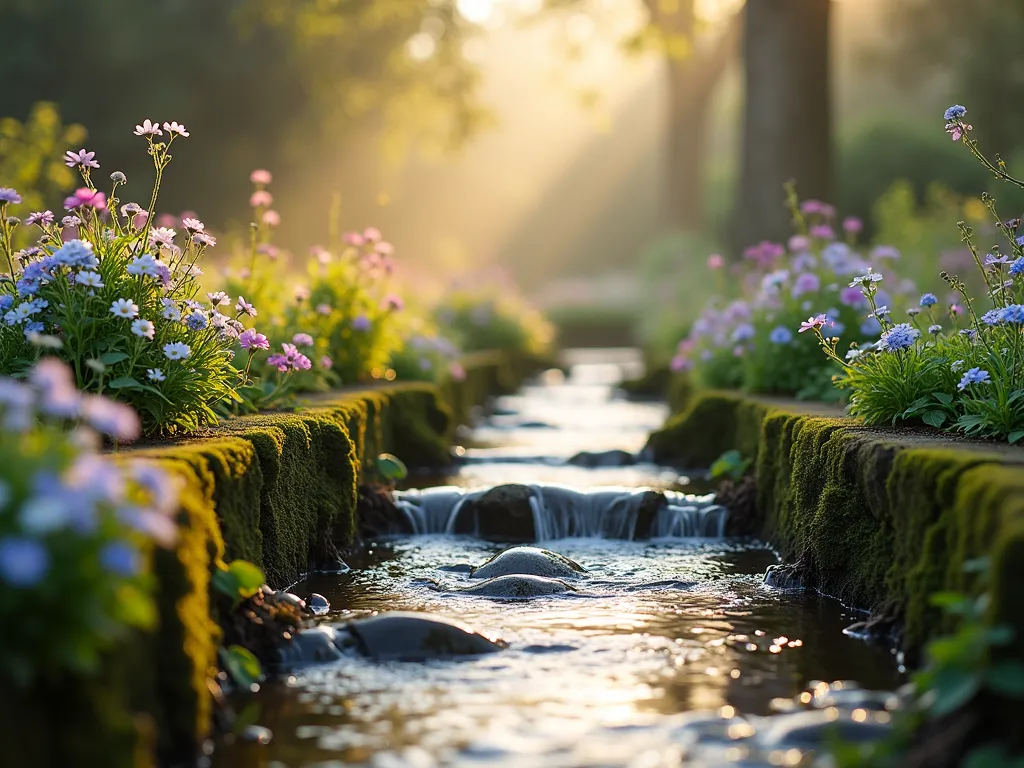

left=0, top=0, right=486, bottom=222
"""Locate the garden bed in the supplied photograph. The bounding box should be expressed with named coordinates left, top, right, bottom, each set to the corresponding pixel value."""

left=1, top=351, right=528, bottom=768
left=647, top=390, right=1024, bottom=657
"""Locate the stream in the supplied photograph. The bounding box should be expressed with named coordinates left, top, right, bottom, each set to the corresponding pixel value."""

left=213, top=348, right=903, bottom=768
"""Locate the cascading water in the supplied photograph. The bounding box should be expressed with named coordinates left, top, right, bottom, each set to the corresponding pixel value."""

left=392, top=485, right=729, bottom=540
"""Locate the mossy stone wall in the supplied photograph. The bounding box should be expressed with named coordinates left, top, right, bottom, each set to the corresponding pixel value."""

left=647, top=391, right=1024, bottom=653
left=6, top=354, right=524, bottom=767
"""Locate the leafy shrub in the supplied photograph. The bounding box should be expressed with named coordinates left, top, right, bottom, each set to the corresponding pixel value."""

left=0, top=359, right=178, bottom=685
left=672, top=189, right=916, bottom=400
left=219, top=171, right=404, bottom=389
left=806, top=106, right=1024, bottom=442
left=435, top=271, right=554, bottom=357
left=0, top=123, right=264, bottom=435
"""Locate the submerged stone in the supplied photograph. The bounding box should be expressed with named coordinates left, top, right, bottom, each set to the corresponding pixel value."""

left=760, top=709, right=891, bottom=747
left=566, top=450, right=637, bottom=467
left=763, top=562, right=807, bottom=591
left=308, top=593, right=330, bottom=616
left=469, top=546, right=588, bottom=580
left=446, top=574, right=576, bottom=598
left=341, top=611, right=504, bottom=661
left=276, top=625, right=345, bottom=666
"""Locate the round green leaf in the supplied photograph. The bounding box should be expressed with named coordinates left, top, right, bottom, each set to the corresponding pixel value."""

left=220, top=645, right=263, bottom=688
left=226, top=560, right=265, bottom=599
left=376, top=453, right=408, bottom=481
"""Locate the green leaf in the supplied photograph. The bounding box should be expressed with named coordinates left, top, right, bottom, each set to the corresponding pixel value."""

left=962, top=557, right=991, bottom=574
left=210, top=567, right=239, bottom=598
left=986, top=661, right=1024, bottom=697
left=219, top=645, right=263, bottom=689
left=929, top=667, right=981, bottom=718
left=933, top=392, right=954, bottom=406
left=226, top=560, right=265, bottom=599
left=1009, top=431, right=1024, bottom=445
left=375, top=453, right=408, bottom=481
left=986, top=625, right=1015, bottom=646
left=929, top=591, right=971, bottom=613
left=107, top=376, right=143, bottom=390
left=99, top=351, right=129, bottom=365
left=922, top=411, right=948, bottom=428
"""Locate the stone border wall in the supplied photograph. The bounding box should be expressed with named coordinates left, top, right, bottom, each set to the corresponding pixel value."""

left=647, top=391, right=1024, bottom=657
left=3, top=351, right=531, bottom=768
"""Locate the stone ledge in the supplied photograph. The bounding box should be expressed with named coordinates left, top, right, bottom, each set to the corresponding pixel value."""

left=647, top=390, right=1024, bottom=657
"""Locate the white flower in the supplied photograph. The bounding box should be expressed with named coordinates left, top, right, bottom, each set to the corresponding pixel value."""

left=182, top=217, right=204, bottom=232
left=127, top=254, right=162, bottom=277
left=206, top=291, right=230, bottom=307
left=149, top=227, right=176, bottom=249
left=162, top=304, right=181, bottom=322
left=133, top=119, right=162, bottom=137
left=110, top=298, right=139, bottom=319
left=163, top=342, right=191, bottom=361
left=147, top=368, right=166, bottom=382
left=131, top=318, right=155, bottom=340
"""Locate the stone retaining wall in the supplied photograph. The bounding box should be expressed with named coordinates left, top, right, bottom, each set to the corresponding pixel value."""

left=3, top=351, right=530, bottom=768
left=647, top=391, right=1024, bottom=658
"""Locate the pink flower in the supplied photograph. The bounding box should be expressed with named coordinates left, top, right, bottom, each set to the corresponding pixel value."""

left=669, top=354, right=692, bottom=373
left=163, top=121, right=189, bottom=137
left=363, top=227, right=382, bottom=243
left=809, top=224, right=834, bottom=240
left=382, top=294, right=404, bottom=312
left=66, top=188, right=107, bottom=210
left=798, top=314, right=827, bottom=333
left=950, top=304, right=964, bottom=316
left=842, top=216, right=863, bottom=234
left=788, top=235, right=810, bottom=253
left=250, top=190, right=273, bottom=208
left=262, top=210, right=281, bottom=227
left=449, top=362, right=466, bottom=381
left=292, top=333, right=314, bottom=347
left=250, top=169, right=273, bottom=185
left=134, top=120, right=162, bottom=137
left=343, top=231, right=365, bottom=247
left=267, top=354, right=290, bottom=372
left=182, top=217, right=204, bottom=232
left=65, top=149, right=99, bottom=169
left=238, top=329, right=270, bottom=350
left=706, top=253, right=725, bottom=270
left=320, top=356, right=333, bottom=370
left=316, top=303, right=332, bottom=316
left=375, top=241, right=394, bottom=256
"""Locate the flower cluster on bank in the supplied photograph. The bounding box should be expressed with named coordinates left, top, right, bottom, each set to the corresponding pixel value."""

left=671, top=106, right=1023, bottom=443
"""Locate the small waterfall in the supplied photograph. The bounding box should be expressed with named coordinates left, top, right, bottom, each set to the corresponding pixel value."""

left=391, top=485, right=730, bottom=540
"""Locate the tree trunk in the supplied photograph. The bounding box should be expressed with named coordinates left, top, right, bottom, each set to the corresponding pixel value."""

left=733, top=0, right=832, bottom=250
left=647, top=1, right=741, bottom=232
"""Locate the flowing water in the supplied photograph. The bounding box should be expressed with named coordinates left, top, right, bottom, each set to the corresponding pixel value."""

left=213, top=349, right=902, bottom=768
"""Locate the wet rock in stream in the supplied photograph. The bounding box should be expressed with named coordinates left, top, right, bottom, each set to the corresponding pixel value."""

left=432, top=574, right=578, bottom=599
left=451, top=483, right=536, bottom=540
left=468, top=545, right=588, bottom=580
left=566, top=449, right=637, bottom=467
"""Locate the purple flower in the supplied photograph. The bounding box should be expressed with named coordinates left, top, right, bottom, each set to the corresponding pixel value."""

left=320, top=355, right=333, bottom=370
left=879, top=323, right=919, bottom=352
left=981, top=310, right=1003, bottom=325
left=958, top=367, right=990, bottom=391
left=840, top=286, right=867, bottom=307
left=944, top=105, right=967, bottom=121
left=238, top=329, right=270, bottom=350
left=809, top=224, right=835, bottom=240
left=0, top=188, right=22, bottom=204
left=82, top=395, right=142, bottom=441
left=185, top=311, right=208, bottom=331
left=25, top=210, right=54, bottom=227
left=99, top=541, right=141, bottom=577
left=235, top=296, right=257, bottom=317
left=842, top=217, right=863, bottom=234
left=788, top=235, right=810, bottom=253
left=292, top=333, right=314, bottom=347
left=984, top=253, right=1010, bottom=268
left=64, top=149, right=99, bottom=169
left=871, top=245, right=900, bottom=261
left=731, top=323, right=755, bottom=343
left=0, top=537, right=50, bottom=587
left=351, top=314, right=371, bottom=332
left=792, top=272, right=821, bottom=298
left=798, top=314, right=827, bottom=333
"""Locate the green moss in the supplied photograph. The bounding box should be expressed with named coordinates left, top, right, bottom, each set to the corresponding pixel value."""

left=655, top=390, right=1024, bottom=654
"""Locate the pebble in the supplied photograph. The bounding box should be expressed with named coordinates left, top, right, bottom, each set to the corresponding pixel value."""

left=239, top=725, right=273, bottom=745
left=308, top=592, right=330, bottom=615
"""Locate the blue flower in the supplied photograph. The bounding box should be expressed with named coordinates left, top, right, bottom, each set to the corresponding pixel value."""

left=821, top=319, right=845, bottom=339
left=769, top=325, right=793, bottom=344
left=879, top=323, right=920, bottom=352
left=185, top=311, right=208, bottom=331
left=919, top=293, right=938, bottom=307
left=0, top=187, right=22, bottom=204
left=981, top=310, right=1003, bottom=325
left=944, top=105, right=967, bottom=121
left=1011, top=257, right=1024, bottom=276
left=99, top=541, right=141, bottom=577
left=860, top=317, right=882, bottom=336
left=0, top=537, right=50, bottom=587
left=731, top=323, right=755, bottom=343
left=999, top=304, right=1024, bottom=323
left=16, top=278, right=40, bottom=297
left=0, top=296, right=12, bottom=312
left=958, top=367, right=990, bottom=391
left=23, top=321, right=44, bottom=335
left=50, top=239, right=98, bottom=269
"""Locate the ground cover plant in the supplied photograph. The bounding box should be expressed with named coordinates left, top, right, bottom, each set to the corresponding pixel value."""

left=803, top=106, right=1024, bottom=443
left=0, top=359, right=179, bottom=685
left=0, top=122, right=270, bottom=435
left=671, top=188, right=916, bottom=401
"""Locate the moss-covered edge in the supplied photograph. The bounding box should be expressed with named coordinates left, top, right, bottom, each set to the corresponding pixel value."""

left=7, top=354, right=528, bottom=767
left=647, top=390, right=1024, bottom=654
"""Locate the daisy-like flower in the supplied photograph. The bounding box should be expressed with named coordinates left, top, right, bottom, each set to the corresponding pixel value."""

left=185, top=311, right=208, bottom=331
left=120, top=202, right=143, bottom=217
left=134, top=119, right=162, bottom=137
left=0, top=188, right=22, bottom=204
left=149, top=227, right=176, bottom=248
left=110, top=298, right=139, bottom=319
left=798, top=314, right=827, bottom=333
left=76, top=271, right=104, bottom=288
left=64, top=149, right=99, bottom=169
left=206, top=291, right=230, bottom=307
left=162, top=303, right=181, bottom=322
left=25, top=210, right=54, bottom=227
left=61, top=215, right=82, bottom=228
left=192, top=232, right=216, bottom=248
left=182, top=217, right=205, bottom=232
left=131, top=318, right=156, bottom=340
left=235, top=296, right=257, bottom=317
left=292, top=333, right=314, bottom=347
left=958, top=367, right=990, bottom=391
left=163, top=121, right=189, bottom=137
left=238, top=329, right=270, bottom=351
left=163, top=342, right=191, bottom=361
